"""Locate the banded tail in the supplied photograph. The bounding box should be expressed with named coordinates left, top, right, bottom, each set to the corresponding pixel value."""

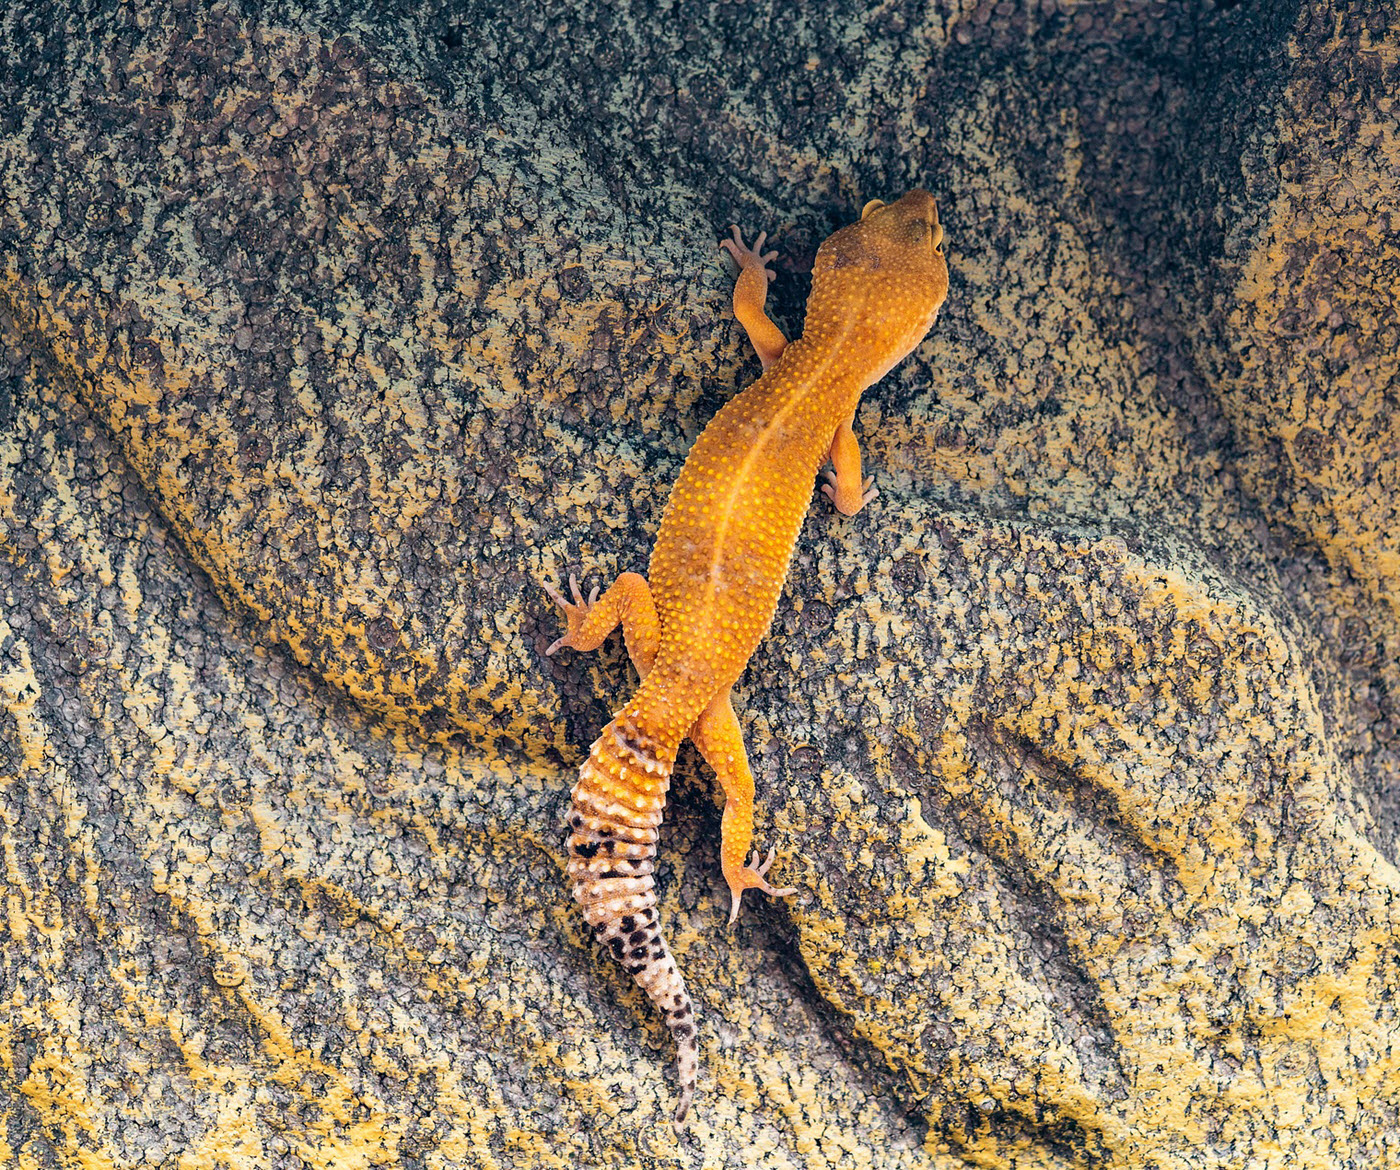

left=566, top=706, right=698, bottom=1123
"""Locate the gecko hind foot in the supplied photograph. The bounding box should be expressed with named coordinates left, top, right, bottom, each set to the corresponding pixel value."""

left=543, top=573, right=600, bottom=655
left=727, top=847, right=798, bottom=925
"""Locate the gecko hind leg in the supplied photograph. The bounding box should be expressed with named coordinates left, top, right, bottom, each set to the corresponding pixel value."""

left=689, top=690, right=798, bottom=925
left=542, top=571, right=659, bottom=677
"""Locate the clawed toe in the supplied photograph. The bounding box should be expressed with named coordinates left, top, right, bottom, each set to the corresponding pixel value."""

left=749, top=849, right=797, bottom=897
left=727, top=848, right=798, bottom=922
left=727, top=888, right=744, bottom=926
left=543, top=573, right=600, bottom=655
left=820, top=470, right=878, bottom=515
left=720, top=225, right=779, bottom=276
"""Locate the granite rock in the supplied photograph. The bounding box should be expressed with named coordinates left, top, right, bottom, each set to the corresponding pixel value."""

left=1, top=1, right=1396, bottom=1166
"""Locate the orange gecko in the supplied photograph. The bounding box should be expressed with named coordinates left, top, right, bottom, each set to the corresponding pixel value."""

left=544, top=190, right=949, bottom=1123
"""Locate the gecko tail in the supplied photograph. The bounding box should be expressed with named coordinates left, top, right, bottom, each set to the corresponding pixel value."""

left=567, top=711, right=698, bottom=1123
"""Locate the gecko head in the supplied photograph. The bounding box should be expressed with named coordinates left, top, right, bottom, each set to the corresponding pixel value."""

left=808, top=189, right=949, bottom=382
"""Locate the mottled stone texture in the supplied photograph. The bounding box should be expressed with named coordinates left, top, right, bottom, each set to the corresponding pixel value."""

left=0, top=0, right=1396, bottom=1166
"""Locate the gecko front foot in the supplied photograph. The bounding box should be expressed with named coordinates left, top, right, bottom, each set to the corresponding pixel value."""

left=820, top=469, right=878, bottom=516
left=726, top=847, right=797, bottom=925
left=719, top=226, right=778, bottom=281
left=543, top=574, right=600, bottom=656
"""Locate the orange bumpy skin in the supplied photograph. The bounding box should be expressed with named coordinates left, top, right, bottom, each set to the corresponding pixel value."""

left=546, top=191, right=949, bottom=1123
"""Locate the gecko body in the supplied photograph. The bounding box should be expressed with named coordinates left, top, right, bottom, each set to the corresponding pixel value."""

left=545, top=191, right=949, bottom=1122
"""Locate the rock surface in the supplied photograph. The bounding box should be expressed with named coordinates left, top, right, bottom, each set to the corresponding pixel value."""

left=1, top=0, right=1397, bottom=1166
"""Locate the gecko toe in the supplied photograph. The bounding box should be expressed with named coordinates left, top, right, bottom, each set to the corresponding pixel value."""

left=754, top=848, right=796, bottom=897
left=544, top=573, right=599, bottom=654
left=729, top=849, right=798, bottom=911
left=720, top=226, right=778, bottom=278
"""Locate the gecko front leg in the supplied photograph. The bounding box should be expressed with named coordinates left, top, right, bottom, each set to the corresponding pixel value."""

left=720, top=226, right=787, bottom=370
left=820, top=412, right=879, bottom=516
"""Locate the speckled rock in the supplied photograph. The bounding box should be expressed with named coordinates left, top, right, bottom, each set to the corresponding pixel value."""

left=1, top=0, right=1396, bottom=1167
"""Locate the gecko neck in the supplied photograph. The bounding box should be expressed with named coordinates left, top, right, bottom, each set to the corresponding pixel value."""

left=751, top=328, right=868, bottom=432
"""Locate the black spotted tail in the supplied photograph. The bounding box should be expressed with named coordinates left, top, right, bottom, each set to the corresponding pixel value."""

left=567, top=710, right=698, bottom=1123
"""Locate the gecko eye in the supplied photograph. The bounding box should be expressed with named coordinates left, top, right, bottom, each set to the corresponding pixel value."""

left=860, top=199, right=886, bottom=220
